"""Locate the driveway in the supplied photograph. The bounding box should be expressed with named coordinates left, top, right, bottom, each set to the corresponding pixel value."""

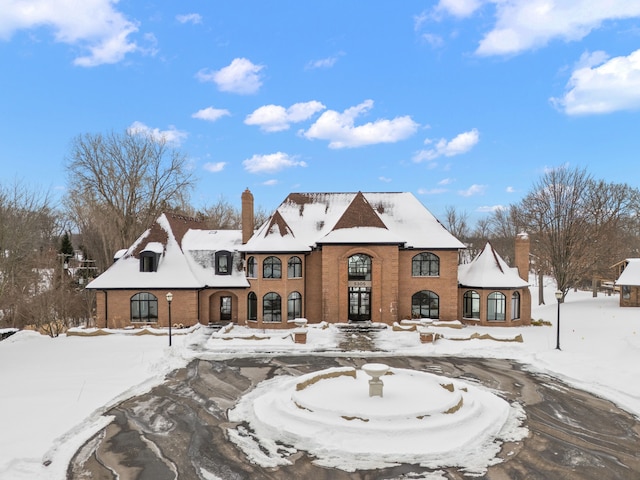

left=68, top=354, right=640, bottom=479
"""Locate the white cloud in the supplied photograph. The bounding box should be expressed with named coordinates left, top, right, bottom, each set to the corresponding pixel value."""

left=196, top=58, right=264, bottom=95
left=127, top=121, right=188, bottom=146
left=0, top=0, right=140, bottom=66
left=474, top=1, right=640, bottom=56
left=435, top=0, right=484, bottom=18
left=439, top=178, right=455, bottom=185
left=421, top=33, right=445, bottom=48
left=262, top=179, right=278, bottom=186
left=418, top=188, right=448, bottom=195
left=551, top=49, right=640, bottom=115
left=245, top=101, right=326, bottom=132
left=302, top=100, right=419, bottom=148
left=306, top=53, right=343, bottom=70
left=192, top=107, right=231, bottom=122
left=506, top=186, right=516, bottom=193
left=243, top=152, right=307, bottom=174
left=379, top=176, right=392, bottom=183
left=414, top=128, right=479, bottom=162
left=477, top=204, right=505, bottom=212
left=176, top=13, right=202, bottom=24
left=458, top=184, right=486, bottom=197
left=203, top=162, right=226, bottom=173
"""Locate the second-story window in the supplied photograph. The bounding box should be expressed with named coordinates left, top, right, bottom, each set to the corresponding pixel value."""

left=263, top=256, right=282, bottom=279
left=288, top=256, right=302, bottom=278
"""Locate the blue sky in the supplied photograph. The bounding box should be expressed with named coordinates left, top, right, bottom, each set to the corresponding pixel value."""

left=2, top=1, right=640, bottom=223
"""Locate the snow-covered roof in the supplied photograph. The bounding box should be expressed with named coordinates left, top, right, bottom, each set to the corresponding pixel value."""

left=458, top=242, right=529, bottom=289
left=616, top=258, right=640, bottom=286
left=240, top=192, right=464, bottom=252
left=87, top=213, right=249, bottom=290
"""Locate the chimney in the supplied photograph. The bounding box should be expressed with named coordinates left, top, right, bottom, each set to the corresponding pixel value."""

left=514, top=232, right=530, bottom=282
left=241, top=188, right=254, bottom=244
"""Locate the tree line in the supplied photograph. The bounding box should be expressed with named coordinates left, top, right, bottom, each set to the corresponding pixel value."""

left=1, top=129, right=639, bottom=333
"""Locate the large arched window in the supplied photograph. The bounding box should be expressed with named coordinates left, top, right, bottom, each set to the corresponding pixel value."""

left=263, top=292, right=281, bottom=322
left=287, top=291, right=302, bottom=320
left=247, top=292, right=257, bottom=321
left=463, top=290, right=480, bottom=319
left=131, top=292, right=158, bottom=322
left=487, top=292, right=506, bottom=321
left=246, top=256, right=257, bottom=278
left=288, top=256, right=302, bottom=278
left=263, top=256, right=282, bottom=279
left=412, top=252, right=440, bottom=277
left=411, top=290, right=439, bottom=319
left=348, top=254, right=372, bottom=281
left=511, top=291, right=521, bottom=320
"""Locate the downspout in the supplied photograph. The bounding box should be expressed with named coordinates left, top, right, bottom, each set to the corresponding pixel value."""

left=197, top=287, right=207, bottom=324
left=102, top=290, right=108, bottom=328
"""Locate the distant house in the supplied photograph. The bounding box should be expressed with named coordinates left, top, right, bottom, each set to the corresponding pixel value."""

left=87, top=190, right=531, bottom=329
left=614, top=259, right=640, bottom=307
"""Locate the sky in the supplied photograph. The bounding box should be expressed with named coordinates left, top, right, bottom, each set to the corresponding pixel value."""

left=1, top=281, right=639, bottom=479
left=2, top=1, right=640, bottom=222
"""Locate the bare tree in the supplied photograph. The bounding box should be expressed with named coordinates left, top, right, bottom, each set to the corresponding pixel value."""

left=443, top=205, right=469, bottom=240
left=518, top=166, right=592, bottom=299
left=0, top=181, right=62, bottom=328
left=65, top=130, right=195, bottom=271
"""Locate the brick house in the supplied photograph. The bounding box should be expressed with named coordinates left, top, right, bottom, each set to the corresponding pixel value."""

left=614, top=259, right=640, bottom=307
left=87, top=190, right=531, bottom=328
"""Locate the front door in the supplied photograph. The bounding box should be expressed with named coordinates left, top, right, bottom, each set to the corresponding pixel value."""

left=348, top=287, right=371, bottom=321
left=220, top=296, right=232, bottom=321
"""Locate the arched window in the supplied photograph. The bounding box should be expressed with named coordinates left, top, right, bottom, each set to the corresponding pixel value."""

left=411, top=290, right=439, bottom=319
left=287, top=291, right=302, bottom=320
left=487, top=292, right=506, bottom=321
left=263, top=292, right=281, bottom=322
left=288, top=256, right=302, bottom=278
left=511, top=291, right=521, bottom=320
left=131, top=292, right=158, bottom=322
left=463, top=290, right=480, bottom=319
left=246, top=256, right=257, bottom=278
left=247, top=292, right=257, bottom=321
left=412, top=252, right=439, bottom=277
left=348, top=254, right=372, bottom=281
left=263, top=256, right=282, bottom=279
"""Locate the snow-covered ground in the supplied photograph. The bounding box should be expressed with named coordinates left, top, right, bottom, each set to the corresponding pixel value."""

left=1, top=281, right=639, bottom=479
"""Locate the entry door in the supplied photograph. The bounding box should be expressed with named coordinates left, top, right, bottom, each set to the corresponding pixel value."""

left=348, top=287, right=371, bottom=321
left=220, top=296, right=232, bottom=321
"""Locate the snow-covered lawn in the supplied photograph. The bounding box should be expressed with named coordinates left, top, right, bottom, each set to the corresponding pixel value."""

left=1, top=282, right=639, bottom=478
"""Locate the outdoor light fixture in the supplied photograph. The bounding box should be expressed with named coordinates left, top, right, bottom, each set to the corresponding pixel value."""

left=166, top=292, right=173, bottom=347
left=555, top=290, right=562, bottom=350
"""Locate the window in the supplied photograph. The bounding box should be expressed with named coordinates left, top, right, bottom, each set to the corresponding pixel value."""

left=412, top=253, right=440, bottom=277
left=348, top=254, right=372, bottom=281
left=288, top=256, right=302, bottom=278
left=247, top=292, right=257, bottom=321
left=411, top=290, right=439, bottom=319
left=263, top=292, right=281, bottom=322
left=139, top=252, right=159, bottom=272
left=263, top=256, right=282, bottom=279
left=215, top=250, right=232, bottom=275
left=622, top=285, right=631, bottom=300
left=463, top=290, right=480, bottom=319
left=511, top=292, right=521, bottom=320
left=287, top=291, right=302, bottom=320
left=247, top=256, right=257, bottom=278
left=131, top=292, right=158, bottom=322
left=487, top=292, right=506, bottom=321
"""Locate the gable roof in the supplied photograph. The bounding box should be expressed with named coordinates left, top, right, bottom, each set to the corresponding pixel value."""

left=616, top=258, right=640, bottom=286
left=240, top=192, right=464, bottom=252
left=458, top=242, right=529, bottom=289
left=87, top=213, right=248, bottom=290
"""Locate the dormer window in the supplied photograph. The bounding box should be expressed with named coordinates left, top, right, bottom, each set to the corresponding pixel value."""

left=139, top=251, right=159, bottom=272
left=215, top=250, right=232, bottom=275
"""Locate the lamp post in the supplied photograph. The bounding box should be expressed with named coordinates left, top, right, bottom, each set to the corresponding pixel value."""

left=555, top=290, right=562, bottom=350
left=166, top=292, right=173, bottom=347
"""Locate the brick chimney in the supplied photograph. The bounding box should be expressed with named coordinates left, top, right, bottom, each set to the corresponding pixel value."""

left=514, top=232, right=530, bottom=282
left=241, top=188, right=254, bottom=244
